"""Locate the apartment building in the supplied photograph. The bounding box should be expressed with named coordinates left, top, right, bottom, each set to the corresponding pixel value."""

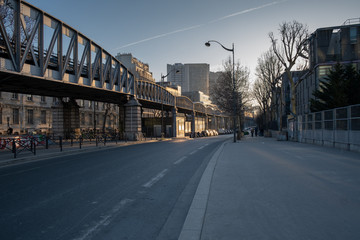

left=167, top=63, right=210, bottom=95
left=0, top=92, right=119, bottom=136
left=296, top=20, right=360, bottom=115
left=115, top=53, right=155, bottom=82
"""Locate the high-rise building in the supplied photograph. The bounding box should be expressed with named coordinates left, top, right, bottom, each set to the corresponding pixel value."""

left=167, top=63, right=209, bottom=95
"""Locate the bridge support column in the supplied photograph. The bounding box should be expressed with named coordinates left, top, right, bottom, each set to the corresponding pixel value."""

left=205, top=114, right=209, bottom=130
left=52, top=99, right=80, bottom=138
left=124, top=98, right=143, bottom=141
left=191, top=111, right=196, bottom=137
left=214, top=116, right=219, bottom=131
left=172, top=107, right=177, bottom=138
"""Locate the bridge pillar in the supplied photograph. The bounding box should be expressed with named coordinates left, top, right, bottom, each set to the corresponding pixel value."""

left=191, top=111, right=196, bottom=136
left=52, top=99, right=80, bottom=138
left=172, top=107, right=177, bottom=138
left=124, top=98, right=143, bottom=141
left=205, top=114, right=209, bottom=130
left=214, top=116, right=219, bottom=130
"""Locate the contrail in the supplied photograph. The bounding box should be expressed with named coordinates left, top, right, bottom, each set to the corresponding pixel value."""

left=114, top=24, right=203, bottom=50
left=210, top=1, right=285, bottom=23
left=115, top=1, right=286, bottom=50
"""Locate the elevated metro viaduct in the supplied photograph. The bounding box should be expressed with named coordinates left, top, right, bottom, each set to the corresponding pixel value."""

left=0, top=0, right=231, bottom=140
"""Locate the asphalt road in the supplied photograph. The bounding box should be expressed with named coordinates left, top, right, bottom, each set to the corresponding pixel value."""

left=0, top=135, right=229, bottom=240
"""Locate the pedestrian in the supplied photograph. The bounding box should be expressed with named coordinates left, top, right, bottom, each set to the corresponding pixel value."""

left=251, top=128, right=254, bottom=137
left=7, top=126, right=13, bottom=135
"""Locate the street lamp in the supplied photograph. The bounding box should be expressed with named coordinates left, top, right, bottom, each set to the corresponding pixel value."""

left=205, top=40, right=237, bottom=142
left=160, top=69, right=179, bottom=138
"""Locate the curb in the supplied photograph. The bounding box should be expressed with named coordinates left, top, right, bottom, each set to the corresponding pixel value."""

left=178, top=140, right=227, bottom=240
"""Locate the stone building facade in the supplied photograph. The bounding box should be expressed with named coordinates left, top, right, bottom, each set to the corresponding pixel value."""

left=0, top=91, right=120, bottom=136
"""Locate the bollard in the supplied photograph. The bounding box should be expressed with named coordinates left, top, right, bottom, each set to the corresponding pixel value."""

left=96, top=137, right=98, bottom=147
left=46, top=136, right=49, bottom=149
left=12, top=139, right=16, bottom=158
left=71, top=137, right=73, bottom=146
left=33, top=140, right=36, bottom=155
left=79, top=137, right=82, bottom=149
left=59, top=136, right=63, bottom=152
left=104, top=136, right=106, bottom=146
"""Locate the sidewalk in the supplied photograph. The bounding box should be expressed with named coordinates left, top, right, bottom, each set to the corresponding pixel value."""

left=178, top=135, right=287, bottom=240
left=179, top=135, right=360, bottom=240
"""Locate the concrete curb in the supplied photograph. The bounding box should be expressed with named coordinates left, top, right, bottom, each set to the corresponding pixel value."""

left=178, top=140, right=227, bottom=240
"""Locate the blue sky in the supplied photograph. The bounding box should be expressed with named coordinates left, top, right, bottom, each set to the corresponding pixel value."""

left=26, top=0, right=360, bottom=82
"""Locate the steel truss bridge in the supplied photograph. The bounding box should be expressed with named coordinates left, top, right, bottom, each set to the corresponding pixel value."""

left=0, top=0, right=225, bottom=118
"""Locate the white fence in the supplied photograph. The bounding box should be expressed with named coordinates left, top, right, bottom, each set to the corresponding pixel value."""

left=298, top=104, right=360, bottom=152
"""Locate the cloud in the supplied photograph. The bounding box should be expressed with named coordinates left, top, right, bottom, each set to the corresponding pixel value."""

left=115, top=1, right=286, bottom=50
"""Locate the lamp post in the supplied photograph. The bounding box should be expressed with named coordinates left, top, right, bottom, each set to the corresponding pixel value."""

left=160, top=69, right=179, bottom=138
left=205, top=40, right=237, bottom=142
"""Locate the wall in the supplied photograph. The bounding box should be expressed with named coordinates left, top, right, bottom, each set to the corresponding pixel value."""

left=297, top=105, right=360, bottom=152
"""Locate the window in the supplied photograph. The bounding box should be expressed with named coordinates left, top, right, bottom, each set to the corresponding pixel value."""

left=350, top=27, right=357, bottom=44
left=12, top=93, right=18, bottom=100
left=318, top=65, right=332, bottom=79
left=41, top=110, right=46, bottom=124
left=81, top=113, right=85, bottom=125
left=27, top=109, right=34, bottom=124
left=89, top=114, right=93, bottom=125
left=27, top=95, right=33, bottom=101
left=41, top=96, right=46, bottom=103
left=95, top=114, right=99, bottom=125
left=13, top=109, right=19, bottom=124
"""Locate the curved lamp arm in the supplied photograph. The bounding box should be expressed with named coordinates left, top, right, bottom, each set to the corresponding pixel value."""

left=205, top=40, right=234, bottom=52
left=161, top=69, right=180, bottom=80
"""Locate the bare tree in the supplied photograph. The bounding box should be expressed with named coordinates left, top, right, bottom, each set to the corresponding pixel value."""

left=102, top=103, right=111, bottom=134
left=253, top=49, right=283, bottom=130
left=210, top=57, right=250, bottom=125
left=269, top=20, right=309, bottom=116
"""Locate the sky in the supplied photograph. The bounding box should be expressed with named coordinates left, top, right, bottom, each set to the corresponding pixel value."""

left=26, top=0, right=360, bottom=83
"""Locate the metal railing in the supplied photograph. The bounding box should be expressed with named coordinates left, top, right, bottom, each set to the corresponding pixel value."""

left=0, top=132, right=128, bottom=158
left=298, top=104, right=360, bottom=151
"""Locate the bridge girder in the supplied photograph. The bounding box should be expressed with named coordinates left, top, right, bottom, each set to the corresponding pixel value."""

left=0, top=0, right=228, bottom=119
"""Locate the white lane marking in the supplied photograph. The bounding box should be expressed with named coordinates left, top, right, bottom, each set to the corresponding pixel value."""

left=74, top=198, right=133, bottom=240
left=174, top=156, right=187, bottom=165
left=142, top=169, right=168, bottom=188
left=189, top=150, right=197, bottom=155
left=198, top=144, right=208, bottom=150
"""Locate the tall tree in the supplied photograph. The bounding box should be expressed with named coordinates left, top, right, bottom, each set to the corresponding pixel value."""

left=310, top=63, right=360, bottom=112
left=210, top=57, right=250, bottom=121
left=254, top=49, right=283, bottom=129
left=344, top=64, right=360, bottom=105
left=269, top=20, right=309, bottom=116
